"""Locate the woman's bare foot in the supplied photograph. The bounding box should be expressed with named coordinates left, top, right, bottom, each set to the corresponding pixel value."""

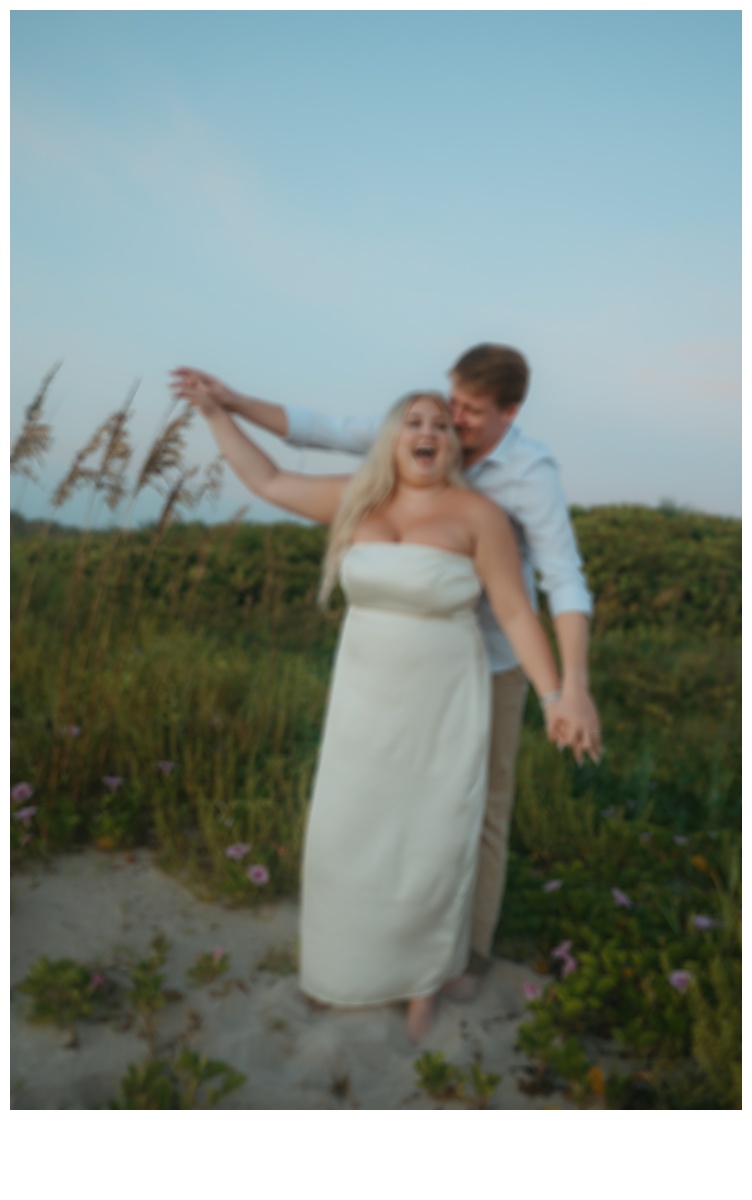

left=301, top=991, right=329, bottom=1011
left=406, top=994, right=435, bottom=1043
left=440, top=972, right=481, bottom=1003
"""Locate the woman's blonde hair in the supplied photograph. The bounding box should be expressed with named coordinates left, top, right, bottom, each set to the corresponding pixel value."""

left=318, top=391, right=465, bottom=606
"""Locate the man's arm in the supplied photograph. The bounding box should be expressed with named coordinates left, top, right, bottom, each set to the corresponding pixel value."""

left=170, top=367, right=382, bottom=455
left=171, top=368, right=289, bottom=436
left=552, top=611, right=601, bottom=764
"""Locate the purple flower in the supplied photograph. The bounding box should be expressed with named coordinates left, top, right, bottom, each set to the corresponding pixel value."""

left=669, top=970, right=694, bottom=994
left=63, top=725, right=82, bottom=737
left=612, top=887, right=633, bottom=909
left=600, top=807, right=617, bottom=819
left=542, top=879, right=563, bottom=893
left=102, top=776, right=123, bottom=792
left=247, top=864, right=270, bottom=886
left=551, top=940, right=572, bottom=960
left=673, top=835, right=689, bottom=846
left=224, top=843, right=251, bottom=861
left=156, top=760, right=176, bottom=777
left=90, top=972, right=105, bottom=991
left=551, top=940, right=578, bottom=977
left=523, top=981, right=543, bottom=1001
left=11, top=782, right=34, bottom=805
left=639, top=832, right=652, bottom=843
left=13, top=806, right=38, bottom=826
left=692, top=914, right=717, bottom=932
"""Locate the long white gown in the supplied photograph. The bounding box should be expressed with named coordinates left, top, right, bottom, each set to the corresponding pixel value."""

left=299, top=543, right=491, bottom=1005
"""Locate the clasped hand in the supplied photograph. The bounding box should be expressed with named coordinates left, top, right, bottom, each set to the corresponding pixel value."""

left=544, top=691, right=602, bottom=765
left=170, top=367, right=229, bottom=418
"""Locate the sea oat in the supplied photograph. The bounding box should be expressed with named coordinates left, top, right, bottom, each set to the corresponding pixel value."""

left=10, top=363, right=60, bottom=481
left=135, top=405, right=195, bottom=496
left=51, top=424, right=109, bottom=508
left=195, top=455, right=225, bottom=507
left=156, top=467, right=200, bottom=534
left=94, top=382, right=138, bottom=510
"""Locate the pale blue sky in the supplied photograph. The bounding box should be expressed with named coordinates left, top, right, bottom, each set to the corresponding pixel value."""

left=10, top=8, right=741, bottom=526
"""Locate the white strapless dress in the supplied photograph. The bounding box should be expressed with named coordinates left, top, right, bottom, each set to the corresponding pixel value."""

left=299, top=543, right=491, bottom=1005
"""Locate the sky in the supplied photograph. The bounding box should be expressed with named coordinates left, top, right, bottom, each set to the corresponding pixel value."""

left=9, top=6, right=742, bottom=528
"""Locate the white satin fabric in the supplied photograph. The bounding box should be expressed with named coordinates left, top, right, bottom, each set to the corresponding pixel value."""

left=299, top=543, right=490, bottom=1005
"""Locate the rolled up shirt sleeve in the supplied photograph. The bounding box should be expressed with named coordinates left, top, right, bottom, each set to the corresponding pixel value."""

left=285, top=405, right=381, bottom=455
left=507, top=454, right=593, bottom=618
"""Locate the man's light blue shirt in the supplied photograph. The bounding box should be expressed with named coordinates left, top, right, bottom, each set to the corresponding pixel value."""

left=285, top=404, right=593, bottom=674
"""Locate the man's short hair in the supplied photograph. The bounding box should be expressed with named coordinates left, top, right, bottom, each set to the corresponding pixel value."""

left=450, top=344, right=530, bottom=411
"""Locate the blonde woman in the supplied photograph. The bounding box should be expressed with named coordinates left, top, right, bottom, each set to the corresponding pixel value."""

left=171, top=370, right=566, bottom=1042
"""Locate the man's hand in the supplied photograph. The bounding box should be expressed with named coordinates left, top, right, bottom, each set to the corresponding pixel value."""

left=554, top=684, right=602, bottom=764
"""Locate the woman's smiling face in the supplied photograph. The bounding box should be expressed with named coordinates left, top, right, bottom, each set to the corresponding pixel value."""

left=393, top=396, right=456, bottom=485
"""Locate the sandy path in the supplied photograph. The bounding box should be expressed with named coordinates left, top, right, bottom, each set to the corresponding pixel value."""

left=10, top=849, right=572, bottom=1110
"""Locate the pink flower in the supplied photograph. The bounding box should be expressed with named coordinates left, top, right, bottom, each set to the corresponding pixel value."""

left=90, top=972, right=105, bottom=991
left=102, top=776, right=123, bottom=792
left=542, top=879, right=563, bottom=893
left=156, top=760, right=176, bottom=776
left=224, top=843, right=251, bottom=860
left=523, top=981, right=542, bottom=1001
left=212, top=947, right=226, bottom=963
left=551, top=940, right=578, bottom=977
left=669, top=970, right=694, bottom=993
left=13, top=806, right=38, bottom=826
left=551, top=940, right=572, bottom=960
left=692, top=914, right=716, bottom=932
left=63, top=725, right=82, bottom=737
left=247, top=864, right=270, bottom=886
left=612, top=887, right=633, bottom=908
left=11, top=782, right=34, bottom=805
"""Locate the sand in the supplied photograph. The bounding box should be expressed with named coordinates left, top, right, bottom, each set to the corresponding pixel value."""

left=10, top=848, right=573, bottom=1110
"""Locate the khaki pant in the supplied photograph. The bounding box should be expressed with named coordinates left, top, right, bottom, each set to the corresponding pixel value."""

left=470, top=667, right=529, bottom=963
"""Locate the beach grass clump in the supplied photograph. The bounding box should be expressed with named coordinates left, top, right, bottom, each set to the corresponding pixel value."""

left=108, top=1050, right=246, bottom=1110
left=187, top=948, right=231, bottom=986
left=16, top=956, right=114, bottom=1031
left=413, top=1051, right=502, bottom=1108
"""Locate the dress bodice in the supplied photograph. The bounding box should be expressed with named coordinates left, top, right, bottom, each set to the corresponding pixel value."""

left=340, top=543, right=481, bottom=618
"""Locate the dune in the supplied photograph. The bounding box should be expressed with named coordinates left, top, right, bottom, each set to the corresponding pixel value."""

left=10, top=849, right=574, bottom=1110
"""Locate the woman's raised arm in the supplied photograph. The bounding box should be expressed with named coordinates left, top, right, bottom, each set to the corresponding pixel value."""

left=170, top=369, right=349, bottom=525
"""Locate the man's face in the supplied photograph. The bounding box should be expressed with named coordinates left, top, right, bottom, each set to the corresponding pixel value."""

left=448, top=377, right=518, bottom=467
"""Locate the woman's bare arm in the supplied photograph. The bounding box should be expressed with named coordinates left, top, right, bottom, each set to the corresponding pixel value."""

left=171, top=370, right=348, bottom=525
left=471, top=498, right=561, bottom=708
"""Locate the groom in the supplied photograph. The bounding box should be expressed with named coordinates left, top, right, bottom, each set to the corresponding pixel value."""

left=173, top=343, right=600, bottom=996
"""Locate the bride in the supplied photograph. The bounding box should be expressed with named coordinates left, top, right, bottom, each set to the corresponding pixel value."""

left=171, top=370, right=566, bottom=1042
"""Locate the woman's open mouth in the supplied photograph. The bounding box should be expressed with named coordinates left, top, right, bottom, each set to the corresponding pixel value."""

left=413, top=446, right=437, bottom=462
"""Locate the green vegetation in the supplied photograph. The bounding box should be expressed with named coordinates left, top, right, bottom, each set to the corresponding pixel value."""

left=9, top=373, right=740, bottom=1109
left=187, top=948, right=231, bottom=986
left=108, top=1050, right=246, bottom=1110
left=16, top=956, right=109, bottom=1030
left=413, top=1051, right=502, bottom=1107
